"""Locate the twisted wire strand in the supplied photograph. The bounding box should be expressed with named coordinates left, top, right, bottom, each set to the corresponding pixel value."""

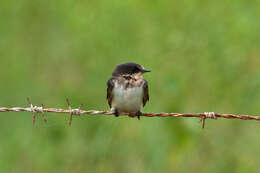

left=0, top=98, right=260, bottom=128
left=0, top=107, right=260, bottom=120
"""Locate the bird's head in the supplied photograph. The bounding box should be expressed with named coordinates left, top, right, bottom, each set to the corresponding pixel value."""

left=112, top=62, right=151, bottom=77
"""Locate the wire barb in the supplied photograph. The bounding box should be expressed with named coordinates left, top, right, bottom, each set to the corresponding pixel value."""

left=66, top=99, right=82, bottom=127
left=26, top=98, right=48, bottom=125
left=27, top=98, right=37, bottom=126
left=199, top=112, right=217, bottom=129
left=66, top=98, right=73, bottom=127
left=204, top=112, right=217, bottom=119
left=41, top=104, right=47, bottom=123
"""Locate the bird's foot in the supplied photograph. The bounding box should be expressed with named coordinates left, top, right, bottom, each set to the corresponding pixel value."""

left=136, top=111, right=142, bottom=120
left=113, top=109, right=119, bottom=118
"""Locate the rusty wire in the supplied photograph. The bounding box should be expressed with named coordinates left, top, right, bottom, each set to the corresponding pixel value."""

left=0, top=98, right=259, bottom=128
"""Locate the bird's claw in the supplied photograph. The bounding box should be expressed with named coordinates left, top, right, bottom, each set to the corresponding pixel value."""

left=136, top=111, right=142, bottom=120
left=114, top=109, right=119, bottom=117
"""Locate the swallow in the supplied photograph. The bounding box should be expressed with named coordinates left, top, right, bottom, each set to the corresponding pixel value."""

left=107, top=62, right=150, bottom=120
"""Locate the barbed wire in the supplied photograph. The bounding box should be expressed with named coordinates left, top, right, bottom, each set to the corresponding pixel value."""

left=0, top=98, right=259, bottom=128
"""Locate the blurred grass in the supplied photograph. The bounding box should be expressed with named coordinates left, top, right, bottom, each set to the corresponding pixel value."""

left=0, top=0, right=260, bottom=172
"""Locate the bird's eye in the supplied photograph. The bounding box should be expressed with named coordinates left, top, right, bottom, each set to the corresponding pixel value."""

left=133, top=67, right=140, bottom=73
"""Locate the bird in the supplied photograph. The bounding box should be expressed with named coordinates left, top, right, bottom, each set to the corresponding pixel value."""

left=106, top=62, right=150, bottom=120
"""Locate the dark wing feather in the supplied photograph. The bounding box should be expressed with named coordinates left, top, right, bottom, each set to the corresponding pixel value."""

left=143, top=80, right=149, bottom=107
left=106, top=78, right=114, bottom=108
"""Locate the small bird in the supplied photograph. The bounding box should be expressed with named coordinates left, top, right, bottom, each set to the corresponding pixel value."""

left=106, top=62, right=150, bottom=119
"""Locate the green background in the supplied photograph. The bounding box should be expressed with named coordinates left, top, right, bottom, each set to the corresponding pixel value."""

left=1, top=0, right=260, bottom=172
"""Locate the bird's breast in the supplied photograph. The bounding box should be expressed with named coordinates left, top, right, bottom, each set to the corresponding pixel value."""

left=112, top=81, right=144, bottom=112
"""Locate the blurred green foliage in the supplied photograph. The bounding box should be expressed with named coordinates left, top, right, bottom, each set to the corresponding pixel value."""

left=1, top=0, right=260, bottom=172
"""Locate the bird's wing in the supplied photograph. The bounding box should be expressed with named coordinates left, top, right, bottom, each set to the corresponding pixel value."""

left=143, top=80, right=149, bottom=107
left=107, top=78, right=114, bottom=108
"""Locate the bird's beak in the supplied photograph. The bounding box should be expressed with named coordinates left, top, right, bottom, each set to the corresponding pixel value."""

left=142, top=69, right=151, bottom=73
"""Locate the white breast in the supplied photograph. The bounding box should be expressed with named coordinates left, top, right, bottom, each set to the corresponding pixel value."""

left=112, top=81, right=144, bottom=112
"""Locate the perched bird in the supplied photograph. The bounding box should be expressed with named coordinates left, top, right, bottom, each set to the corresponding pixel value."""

left=106, top=62, right=150, bottom=119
